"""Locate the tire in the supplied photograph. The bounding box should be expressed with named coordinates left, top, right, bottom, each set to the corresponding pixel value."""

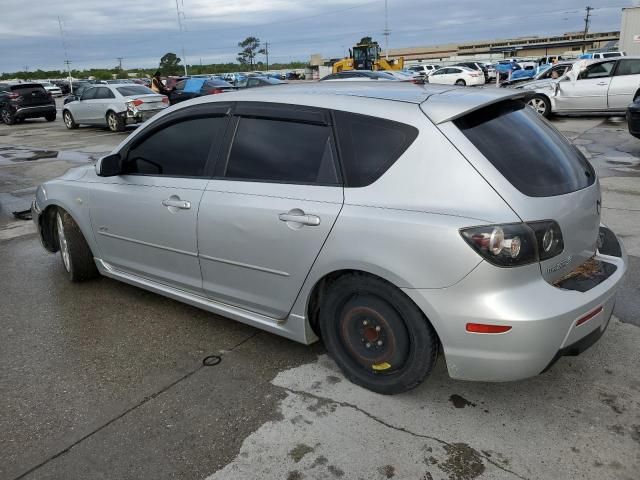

left=526, top=95, right=551, bottom=117
left=45, top=112, right=56, bottom=122
left=1, top=107, right=16, bottom=125
left=106, top=110, right=125, bottom=132
left=319, top=273, right=438, bottom=395
left=63, top=110, right=78, bottom=129
left=56, top=209, right=99, bottom=282
left=455, top=79, right=466, bottom=86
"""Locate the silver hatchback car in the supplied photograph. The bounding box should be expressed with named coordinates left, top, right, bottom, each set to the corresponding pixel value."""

left=32, top=83, right=627, bottom=394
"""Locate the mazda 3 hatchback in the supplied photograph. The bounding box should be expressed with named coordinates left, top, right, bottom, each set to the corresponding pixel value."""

left=32, top=83, right=627, bottom=394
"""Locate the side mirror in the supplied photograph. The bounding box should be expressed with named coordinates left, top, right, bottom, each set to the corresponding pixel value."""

left=96, top=153, right=122, bottom=177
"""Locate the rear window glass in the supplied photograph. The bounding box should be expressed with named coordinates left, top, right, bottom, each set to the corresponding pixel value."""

left=334, top=111, right=418, bottom=187
left=455, top=100, right=595, bottom=197
left=116, top=85, right=154, bottom=96
left=11, top=84, right=46, bottom=93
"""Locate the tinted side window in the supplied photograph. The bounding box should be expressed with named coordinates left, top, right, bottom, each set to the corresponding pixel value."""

left=95, top=87, right=115, bottom=99
left=455, top=100, right=595, bottom=197
left=81, top=88, right=98, bottom=100
left=334, top=111, right=419, bottom=187
left=615, top=59, right=640, bottom=76
left=123, top=117, right=226, bottom=177
left=580, top=61, right=615, bottom=79
left=225, top=117, right=338, bottom=185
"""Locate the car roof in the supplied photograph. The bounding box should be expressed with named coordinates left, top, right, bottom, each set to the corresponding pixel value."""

left=182, top=81, right=531, bottom=125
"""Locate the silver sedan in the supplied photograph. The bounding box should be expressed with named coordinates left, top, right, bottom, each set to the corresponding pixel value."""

left=33, top=83, right=627, bottom=394
left=515, top=57, right=640, bottom=117
left=62, top=84, right=169, bottom=132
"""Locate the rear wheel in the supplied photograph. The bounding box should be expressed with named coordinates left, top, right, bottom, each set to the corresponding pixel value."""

left=1, top=107, right=15, bottom=125
left=527, top=95, right=551, bottom=117
left=319, top=273, right=438, bottom=395
left=56, top=209, right=99, bottom=282
left=63, top=110, right=78, bottom=129
left=106, top=111, right=125, bottom=132
left=455, top=79, right=466, bottom=86
left=45, top=112, right=56, bottom=122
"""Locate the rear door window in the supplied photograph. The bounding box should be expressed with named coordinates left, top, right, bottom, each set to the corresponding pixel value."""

left=614, top=59, right=640, bottom=76
left=334, top=111, right=418, bottom=187
left=225, top=117, right=339, bottom=185
left=455, top=100, right=595, bottom=197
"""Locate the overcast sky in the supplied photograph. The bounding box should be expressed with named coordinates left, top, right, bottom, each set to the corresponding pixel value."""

left=0, top=0, right=628, bottom=72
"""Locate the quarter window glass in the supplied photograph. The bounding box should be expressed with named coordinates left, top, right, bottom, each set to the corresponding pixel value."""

left=580, top=61, right=615, bottom=79
left=123, top=117, right=226, bottom=177
left=455, top=100, right=595, bottom=197
left=615, top=59, right=640, bottom=76
left=334, top=111, right=419, bottom=188
left=226, top=117, right=338, bottom=184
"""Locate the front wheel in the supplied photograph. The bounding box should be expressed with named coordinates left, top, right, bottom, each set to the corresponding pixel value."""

left=63, top=110, right=78, bottom=129
left=56, top=209, right=99, bottom=282
left=455, top=79, right=466, bottom=86
left=319, top=274, right=438, bottom=395
left=527, top=95, right=551, bottom=117
left=106, top=111, right=125, bottom=132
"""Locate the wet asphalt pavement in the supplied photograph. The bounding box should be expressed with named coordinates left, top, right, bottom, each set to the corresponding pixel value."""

left=1, top=109, right=639, bottom=480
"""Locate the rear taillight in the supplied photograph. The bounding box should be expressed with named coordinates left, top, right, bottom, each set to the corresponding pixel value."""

left=132, top=99, right=144, bottom=106
left=208, top=88, right=224, bottom=95
left=161, top=96, right=169, bottom=104
left=460, top=220, right=563, bottom=267
left=8, top=92, right=19, bottom=99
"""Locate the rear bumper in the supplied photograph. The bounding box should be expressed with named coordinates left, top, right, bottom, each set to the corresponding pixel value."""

left=124, top=108, right=164, bottom=124
left=403, top=226, right=627, bottom=382
left=14, top=104, right=56, bottom=118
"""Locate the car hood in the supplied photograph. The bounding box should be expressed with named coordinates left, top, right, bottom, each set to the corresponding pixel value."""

left=513, top=78, right=555, bottom=91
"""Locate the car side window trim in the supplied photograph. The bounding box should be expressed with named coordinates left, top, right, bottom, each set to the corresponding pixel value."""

left=118, top=103, right=233, bottom=179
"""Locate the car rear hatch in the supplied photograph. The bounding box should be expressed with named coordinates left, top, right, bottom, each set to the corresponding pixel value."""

left=433, top=98, right=600, bottom=284
left=11, top=84, right=50, bottom=106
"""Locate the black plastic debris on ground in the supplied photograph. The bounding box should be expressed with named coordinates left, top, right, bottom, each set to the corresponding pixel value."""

left=12, top=209, right=32, bottom=221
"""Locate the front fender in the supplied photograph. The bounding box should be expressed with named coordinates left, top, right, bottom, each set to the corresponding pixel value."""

left=35, top=181, right=101, bottom=259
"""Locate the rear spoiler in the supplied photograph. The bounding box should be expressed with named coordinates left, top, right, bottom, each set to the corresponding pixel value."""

left=420, top=88, right=534, bottom=125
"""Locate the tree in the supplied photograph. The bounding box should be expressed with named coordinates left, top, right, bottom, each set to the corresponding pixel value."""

left=159, top=52, right=182, bottom=76
left=237, top=37, right=261, bottom=67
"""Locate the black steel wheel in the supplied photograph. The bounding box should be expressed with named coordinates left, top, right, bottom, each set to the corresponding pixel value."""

left=320, top=273, right=438, bottom=394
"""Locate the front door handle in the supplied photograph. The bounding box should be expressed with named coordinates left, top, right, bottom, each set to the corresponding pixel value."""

left=162, top=198, right=191, bottom=209
left=596, top=82, right=608, bottom=86
left=279, top=212, right=321, bottom=226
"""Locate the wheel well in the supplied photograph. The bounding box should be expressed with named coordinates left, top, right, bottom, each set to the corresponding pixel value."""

left=40, top=205, right=61, bottom=252
left=634, top=89, right=640, bottom=102
left=306, top=269, right=439, bottom=344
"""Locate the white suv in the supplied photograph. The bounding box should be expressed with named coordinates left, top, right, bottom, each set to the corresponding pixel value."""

left=408, top=64, right=439, bottom=77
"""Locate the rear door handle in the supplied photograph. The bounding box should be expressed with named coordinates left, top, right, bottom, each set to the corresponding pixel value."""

left=279, top=212, right=321, bottom=226
left=596, top=82, right=608, bottom=86
left=162, top=199, right=191, bottom=209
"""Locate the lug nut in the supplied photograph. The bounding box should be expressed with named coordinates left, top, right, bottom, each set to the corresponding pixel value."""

left=375, top=326, right=381, bottom=332
left=363, top=320, right=368, bottom=326
left=365, top=342, right=371, bottom=348
left=377, top=340, right=383, bottom=346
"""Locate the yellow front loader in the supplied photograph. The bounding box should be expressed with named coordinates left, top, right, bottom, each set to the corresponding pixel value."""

left=332, top=42, right=404, bottom=74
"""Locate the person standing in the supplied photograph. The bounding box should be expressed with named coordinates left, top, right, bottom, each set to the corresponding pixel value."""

left=151, top=71, right=168, bottom=94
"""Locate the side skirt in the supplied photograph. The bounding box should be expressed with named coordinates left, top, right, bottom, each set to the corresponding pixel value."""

left=94, top=258, right=315, bottom=344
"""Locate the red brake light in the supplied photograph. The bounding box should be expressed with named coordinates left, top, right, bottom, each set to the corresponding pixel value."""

left=466, top=323, right=512, bottom=334
left=132, top=99, right=144, bottom=106
left=208, top=88, right=224, bottom=95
